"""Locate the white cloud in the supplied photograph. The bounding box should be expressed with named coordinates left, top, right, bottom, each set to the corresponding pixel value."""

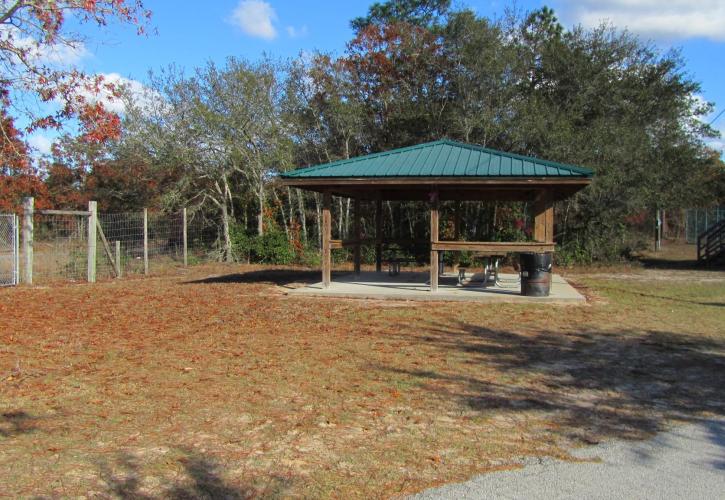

left=230, top=0, right=278, bottom=40
left=38, top=41, right=88, bottom=66
left=27, top=133, right=54, bottom=156
left=67, top=73, right=158, bottom=115
left=557, top=0, right=725, bottom=41
left=0, top=25, right=89, bottom=66
left=286, top=25, right=308, bottom=38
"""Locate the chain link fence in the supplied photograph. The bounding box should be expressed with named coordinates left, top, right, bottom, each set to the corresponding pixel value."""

left=686, top=207, right=725, bottom=244
left=0, top=214, right=19, bottom=286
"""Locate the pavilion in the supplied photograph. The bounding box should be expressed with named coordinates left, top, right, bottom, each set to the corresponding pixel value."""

left=281, top=139, right=593, bottom=294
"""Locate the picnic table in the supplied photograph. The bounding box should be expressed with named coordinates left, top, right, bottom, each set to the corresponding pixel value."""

left=456, top=253, right=507, bottom=286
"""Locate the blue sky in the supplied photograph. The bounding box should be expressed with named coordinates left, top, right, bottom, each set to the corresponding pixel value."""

left=28, top=0, right=725, bottom=155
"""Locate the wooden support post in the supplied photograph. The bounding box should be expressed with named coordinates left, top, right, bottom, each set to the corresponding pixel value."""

left=430, top=191, right=439, bottom=292
left=22, top=197, right=33, bottom=285
left=375, top=196, right=383, bottom=273
left=87, top=201, right=97, bottom=283
left=143, top=208, right=149, bottom=276
left=533, top=192, right=554, bottom=243
left=115, top=241, right=122, bottom=278
left=452, top=202, right=461, bottom=273
left=182, top=207, right=188, bottom=266
left=353, top=198, right=361, bottom=276
left=322, top=192, right=331, bottom=288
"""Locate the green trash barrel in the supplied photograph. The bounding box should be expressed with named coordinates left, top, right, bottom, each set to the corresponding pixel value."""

left=520, top=252, right=552, bottom=297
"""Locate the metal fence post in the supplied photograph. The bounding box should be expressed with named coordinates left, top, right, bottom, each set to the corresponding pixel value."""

left=115, top=240, right=122, bottom=278
left=143, top=208, right=149, bottom=275
left=22, top=197, right=33, bottom=285
left=87, top=201, right=97, bottom=283
left=182, top=207, right=188, bottom=266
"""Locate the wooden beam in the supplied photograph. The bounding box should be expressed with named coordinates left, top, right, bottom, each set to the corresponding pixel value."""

left=533, top=192, right=555, bottom=243
left=329, top=238, right=374, bottom=249
left=430, top=190, right=439, bottom=292
left=432, top=241, right=555, bottom=253
left=545, top=202, right=554, bottom=243
left=375, top=195, right=382, bottom=272
left=37, top=209, right=92, bottom=216
left=322, top=191, right=331, bottom=288
left=353, top=198, right=361, bottom=276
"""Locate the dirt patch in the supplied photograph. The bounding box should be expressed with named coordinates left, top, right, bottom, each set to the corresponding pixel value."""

left=0, top=263, right=724, bottom=497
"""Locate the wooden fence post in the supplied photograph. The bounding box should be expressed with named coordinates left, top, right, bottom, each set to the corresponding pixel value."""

left=87, top=201, right=97, bottom=283
left=115, top=240, right=122, bottom=278
left=14, top=214, right=20, bottom=285
left=143, top=208, right=149, bottom=276
left=182, top=207, right=188, bottom=267
left=22, top=197, right=33, bottom=285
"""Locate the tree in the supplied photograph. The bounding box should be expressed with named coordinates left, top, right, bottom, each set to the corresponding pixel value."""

left=0, top=107, right=47, bottom=211
left=343, top=20, right=451, bottom=151
left=351, top=0, right=451, bottom=33
left=0, top=1, right=151, bottom=146
left=119, top=58, right=291, bottom=260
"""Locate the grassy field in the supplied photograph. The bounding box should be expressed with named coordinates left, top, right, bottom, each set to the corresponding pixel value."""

left=1, top=262, right=724, bottom=498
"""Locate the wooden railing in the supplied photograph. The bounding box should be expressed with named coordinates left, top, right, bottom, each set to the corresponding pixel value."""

left=697, top=219, right=725, bottom=265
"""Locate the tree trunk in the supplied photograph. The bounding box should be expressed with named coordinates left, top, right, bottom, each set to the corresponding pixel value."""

left=386, top=201, right=394, bottom=238
left=338, top=197, right=343, bottom=236
left=297, top=189, right=307, bottom=243
left=287, top=187, right=295, bottom=237
left=257, top=183, right=265, bottom=236
left=314, top=192, right=321, bottom=248
left=273, top=188, right=289, bottom=238
left=221, top=202, right=232, bottom=262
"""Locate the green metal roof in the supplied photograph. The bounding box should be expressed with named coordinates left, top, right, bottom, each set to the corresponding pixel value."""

left=282, top=140, right=593, bottom=179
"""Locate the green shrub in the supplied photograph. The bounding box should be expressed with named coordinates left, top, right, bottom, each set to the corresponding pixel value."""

left=253, top=228, right=295, bottom=264
left=230, top=222, right=296, bottom=265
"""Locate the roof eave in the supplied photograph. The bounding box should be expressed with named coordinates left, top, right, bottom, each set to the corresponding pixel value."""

left=280, top=176, right=593, bottom=186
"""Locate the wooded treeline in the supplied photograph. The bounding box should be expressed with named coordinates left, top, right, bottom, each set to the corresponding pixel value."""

left=3, top=0, right=724, bottom=263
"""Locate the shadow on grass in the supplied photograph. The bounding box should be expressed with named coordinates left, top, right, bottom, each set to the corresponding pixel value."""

left=703, top=419, right=725, bottom=471
left=0, top=410, right=38, bottom=438
left=595, top=284, right=725, bottom=308
left=636, top=256, right=702, bottom=270
left=98, top=448, right=292, bottom=499
left=377, top=321, right=725, bottom=447
left=184, top=269, right=346, bottom=288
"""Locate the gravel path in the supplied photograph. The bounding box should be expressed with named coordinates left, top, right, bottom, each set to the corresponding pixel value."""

left=412, top=418, right=725, bottom=500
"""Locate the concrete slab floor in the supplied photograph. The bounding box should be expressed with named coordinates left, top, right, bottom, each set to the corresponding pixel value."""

left=287, top=271, right=585, bottom=303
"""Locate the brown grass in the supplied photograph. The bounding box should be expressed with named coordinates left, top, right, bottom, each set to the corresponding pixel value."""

left=1, top=263, right=724, bottom=498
